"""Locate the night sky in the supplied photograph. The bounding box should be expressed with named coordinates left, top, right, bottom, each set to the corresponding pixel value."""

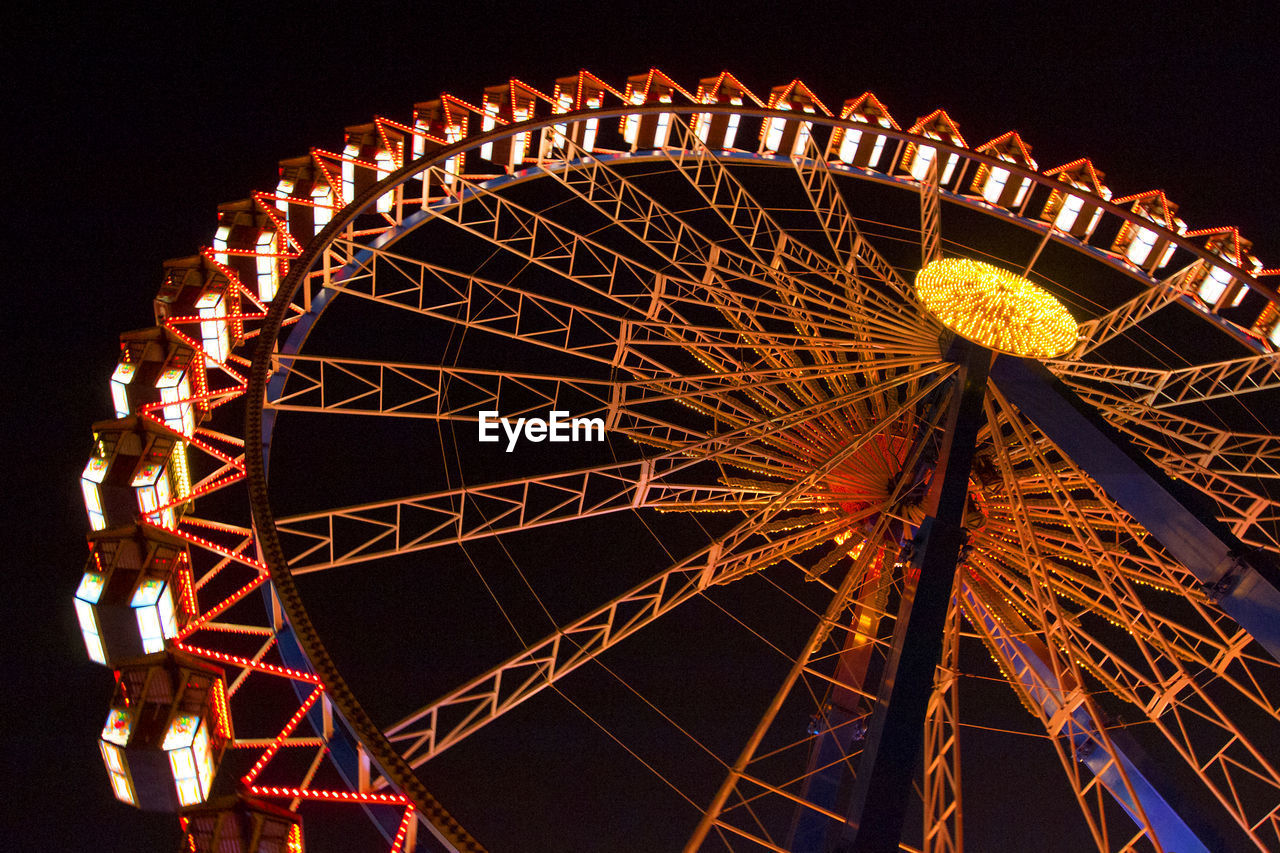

left=6, top=4, right=1280, bottom=851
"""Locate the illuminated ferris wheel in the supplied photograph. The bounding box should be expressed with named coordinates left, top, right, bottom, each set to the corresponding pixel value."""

left=73, top=69, right=1280, bottom=853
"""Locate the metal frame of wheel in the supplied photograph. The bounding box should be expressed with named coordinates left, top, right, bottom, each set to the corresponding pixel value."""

left=79, top=70, right=1280, bottom=853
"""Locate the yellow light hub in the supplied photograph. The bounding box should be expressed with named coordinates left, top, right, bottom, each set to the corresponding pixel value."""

left=914, top=258, right=1078, bottom=358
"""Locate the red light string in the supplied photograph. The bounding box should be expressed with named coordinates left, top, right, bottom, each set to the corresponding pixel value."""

left=389, top=805, right=418, bottom=853
left=240, top=686, right=325, bottom=786
left=175, top=572, right=268, bottom=639
left=173, top=643, right=319, bottom=687
left=246, top=786, right=409, bottom=805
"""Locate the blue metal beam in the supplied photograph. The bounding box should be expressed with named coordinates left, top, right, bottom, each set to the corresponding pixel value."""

left=960, top=580, right=1221, bottom=853
left=988, top=355, right=1280, bottom=663
left=836, top=343, right=992, bottom=853
left=787, top=705, right=864, bottom=852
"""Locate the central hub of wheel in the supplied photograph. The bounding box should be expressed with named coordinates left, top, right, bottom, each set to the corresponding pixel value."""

left=914, top=258, right=1078, bottom=358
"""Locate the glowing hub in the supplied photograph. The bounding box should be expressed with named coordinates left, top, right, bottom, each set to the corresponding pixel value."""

left=914, top=258, right=1078, bottom=358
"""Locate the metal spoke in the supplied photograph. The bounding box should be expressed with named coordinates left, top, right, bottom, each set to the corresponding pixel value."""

left=790, top=131, right=920, bottom=316
left=1073, top=262, right=1204, bottom=356
left=384, top=371, right=955, bottom=768
left=919, top=154, right=942, bottom=268
left=324, top=240, right=889, bottom=362
left=266, top=353, right=926, bottom=422
left=276, top=363, right=955, bottom=571
left=652, top=115, right=928, bottom=351
left=687, top=398, right=946, bottom=850
left=404, top=162, right=874, bottom=335
left=1050, top=350, right=1280, bottom=409
left=988, top=384, right=1280, bottom=848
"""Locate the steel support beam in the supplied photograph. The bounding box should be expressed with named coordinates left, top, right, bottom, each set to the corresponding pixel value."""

left=787, top=599, right=882, bottom=851
left=961, top=581, right=1228, bottom=853
left=788, top=705, right=864, bottom=852
left=834, top=341, right=992, bottom=853
left=989, top=354, right=1280, bottom=663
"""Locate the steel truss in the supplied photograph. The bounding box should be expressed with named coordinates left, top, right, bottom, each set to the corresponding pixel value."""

left=77, top=70, right=1280, bottom=853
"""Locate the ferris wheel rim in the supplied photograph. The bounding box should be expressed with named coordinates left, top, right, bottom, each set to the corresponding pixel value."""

left=190, top=91, right=1280, bottom=850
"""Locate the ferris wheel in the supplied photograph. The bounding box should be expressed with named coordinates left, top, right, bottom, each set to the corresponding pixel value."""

left=73, top=69, right=1280, bottom=853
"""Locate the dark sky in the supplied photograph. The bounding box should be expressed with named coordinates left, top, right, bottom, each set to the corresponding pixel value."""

left=5, top=4, right=1279, bottom=852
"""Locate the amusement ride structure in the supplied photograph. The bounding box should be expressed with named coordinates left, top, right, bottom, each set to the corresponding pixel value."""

left=73, top=69, right=1280, bottom=852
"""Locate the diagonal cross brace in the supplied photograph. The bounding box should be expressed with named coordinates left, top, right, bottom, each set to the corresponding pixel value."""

left=836, top=342, right=992, bottom=853
left=989, top=354, right=1280, bottom=664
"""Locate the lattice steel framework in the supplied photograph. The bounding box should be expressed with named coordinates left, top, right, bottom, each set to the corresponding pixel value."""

left=74, top=70, right=1280, bottom=853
